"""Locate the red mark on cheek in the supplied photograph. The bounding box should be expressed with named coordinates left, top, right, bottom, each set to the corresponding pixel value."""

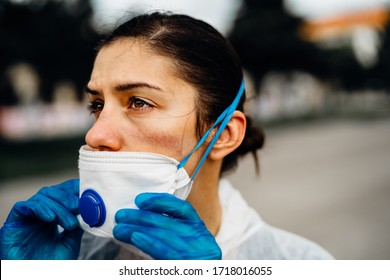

left=140, top=125, right=185, bottom=157
left=127, top=113, right=198, bottom=158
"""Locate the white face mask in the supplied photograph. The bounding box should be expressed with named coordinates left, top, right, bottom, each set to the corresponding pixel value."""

left=78, top=146, right=192, bottom=238
left=78, top=79, right=245, bottom=238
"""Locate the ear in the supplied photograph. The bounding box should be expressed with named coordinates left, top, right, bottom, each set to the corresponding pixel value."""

left=209, top=110, right=246, bottom=161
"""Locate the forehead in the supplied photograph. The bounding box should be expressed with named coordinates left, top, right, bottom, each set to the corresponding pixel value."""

left=89, top=38, right=179, bottom=89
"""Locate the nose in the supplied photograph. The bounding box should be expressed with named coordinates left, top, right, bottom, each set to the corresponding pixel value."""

left=85, top=111, right=124, bottom=151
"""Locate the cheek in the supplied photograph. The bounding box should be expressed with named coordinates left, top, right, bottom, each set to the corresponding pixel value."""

left=143, top=126, right=183, bottom=155
left=126, top=118, right=197, bottom=159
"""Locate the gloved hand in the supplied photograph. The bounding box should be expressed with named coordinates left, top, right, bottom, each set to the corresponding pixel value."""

left=113, top=192, right=222, bottom=260
left=0, top=179, right=83, bottom=260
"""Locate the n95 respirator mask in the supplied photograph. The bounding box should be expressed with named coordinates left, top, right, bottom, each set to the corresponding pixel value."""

left=78, top=145, right=193, bottom=238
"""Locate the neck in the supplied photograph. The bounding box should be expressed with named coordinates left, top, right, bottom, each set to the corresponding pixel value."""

left=186, top=162, right=222, bottom=236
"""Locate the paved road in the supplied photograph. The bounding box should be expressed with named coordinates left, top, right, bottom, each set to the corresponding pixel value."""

left=227, top=117, right=390, bottom=259
left=1, top=117, right=390, bottom=259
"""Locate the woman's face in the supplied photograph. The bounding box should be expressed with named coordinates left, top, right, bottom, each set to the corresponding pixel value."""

left=85, top=39, right=200, bottom=164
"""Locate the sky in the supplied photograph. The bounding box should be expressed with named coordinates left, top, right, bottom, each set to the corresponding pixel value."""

left=90, top=0, right=241, bottom=35
left=286, top=0, right=390, bottom=20
left=90, top=0, right=390, bottom=34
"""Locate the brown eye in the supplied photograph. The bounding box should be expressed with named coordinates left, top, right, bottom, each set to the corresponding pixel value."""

left=129, top=97, right=152, bottom=109
left=87, top=100, right=104, bottom=114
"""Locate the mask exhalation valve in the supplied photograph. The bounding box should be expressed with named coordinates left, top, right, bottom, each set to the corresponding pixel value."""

left=79, top=189, right=106, bottom=228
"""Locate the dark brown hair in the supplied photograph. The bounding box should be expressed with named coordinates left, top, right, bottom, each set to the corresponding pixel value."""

left=97, top=12, right=265, bottom=174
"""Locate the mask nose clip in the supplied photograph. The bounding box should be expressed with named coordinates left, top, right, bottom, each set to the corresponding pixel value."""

left=79, top=189, right=106, bottom=228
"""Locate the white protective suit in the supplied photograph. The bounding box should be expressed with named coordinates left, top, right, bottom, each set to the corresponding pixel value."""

left=78, top=179, right=333, bottom=260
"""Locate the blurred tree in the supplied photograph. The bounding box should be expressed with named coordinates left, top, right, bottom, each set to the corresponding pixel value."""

left=228, top=0, right=330, bottom=92
left=322, top=47, right=367, bottom=91
left=369, top=22, right=390, bottom=91
left=0, top=0, right=101, bottom=105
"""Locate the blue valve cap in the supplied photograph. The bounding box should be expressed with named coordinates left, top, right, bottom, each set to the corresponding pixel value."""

left=79, top=189, right=106, bottom=228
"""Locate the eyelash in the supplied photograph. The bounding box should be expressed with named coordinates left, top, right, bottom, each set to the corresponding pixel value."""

left=87, top=97, right=153, bottom=114
left=87, top=100, right=104, bottom=114
left=128, top=97, right=153, bottom=110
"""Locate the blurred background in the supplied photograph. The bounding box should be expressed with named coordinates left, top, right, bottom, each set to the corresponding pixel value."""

left=1, top=0, right=389, bottom=259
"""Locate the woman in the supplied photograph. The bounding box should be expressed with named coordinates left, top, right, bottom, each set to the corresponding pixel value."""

left=0, top=12, right=333, bottom=260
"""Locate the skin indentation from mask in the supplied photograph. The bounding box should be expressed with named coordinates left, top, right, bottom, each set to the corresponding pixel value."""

left=126, top=108, right=198, bottom=160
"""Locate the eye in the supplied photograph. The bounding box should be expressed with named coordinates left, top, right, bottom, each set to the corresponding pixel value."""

left=87, top=100, right=104, bottom=114
left=128, top=97, right=152, bottom=110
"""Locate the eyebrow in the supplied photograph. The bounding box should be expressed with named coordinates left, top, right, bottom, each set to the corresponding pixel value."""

left=114, top=82, right=162, bottom=92
left=84, top=86, right=99, bottom=95
left=84, top=82, right=163, bottom=95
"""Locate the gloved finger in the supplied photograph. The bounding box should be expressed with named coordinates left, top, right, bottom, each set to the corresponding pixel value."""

left=38, top=186, right=79, bottom=213
left=5, top=180, right=80, bottom=223
left=54, top=179, right=80, bottom=196
left=115, top=209, right=196, bottom=235
left=29, top=193, right=78, bottom=230
left=114, top=225, right=177, bottom=259
left=130, top=232, right=182, bottom=260
left=6, top=200, right=56, bottom=223
left=135, top=193, right=200, bottom=221
left=113, top=223, right=186, bottom=249
left=114, top=224, right=218, bottom=260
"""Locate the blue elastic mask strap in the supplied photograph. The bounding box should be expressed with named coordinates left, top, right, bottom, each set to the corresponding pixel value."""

left=178, top=79, right=245, bottom=180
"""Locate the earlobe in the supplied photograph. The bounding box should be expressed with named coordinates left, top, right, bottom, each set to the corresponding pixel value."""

left=209, top=111, right=246, bottom=160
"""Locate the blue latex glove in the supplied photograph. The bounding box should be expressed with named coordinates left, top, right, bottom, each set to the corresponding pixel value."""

left=0, top=179, right=83, bottom=260
left=113, top=192, right=222, bottom=260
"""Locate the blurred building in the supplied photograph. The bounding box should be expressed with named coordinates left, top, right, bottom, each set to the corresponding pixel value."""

left=0, top=62, right=92, bottom=140
left=248, top=71, right=329, bottom=122
left=248, top=6, right=390, bottom=123
left=0, top=0, right=98, bottom=141
left=300, top=8, right=390, bottom=68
